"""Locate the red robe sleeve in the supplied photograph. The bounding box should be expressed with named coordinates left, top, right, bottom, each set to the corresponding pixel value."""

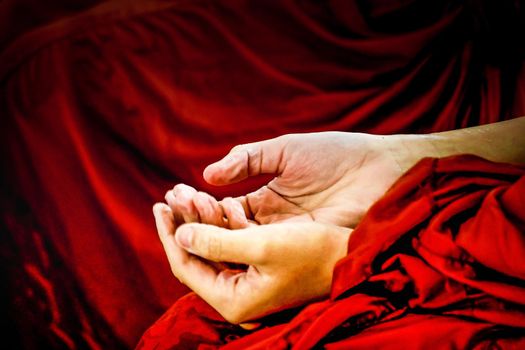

left=136, top=155, right=525, bottom=349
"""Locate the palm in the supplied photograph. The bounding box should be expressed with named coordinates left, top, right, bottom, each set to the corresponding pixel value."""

left=223, top=133, right=404, bottom=228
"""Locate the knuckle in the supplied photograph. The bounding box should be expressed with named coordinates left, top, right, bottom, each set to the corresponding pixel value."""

left=231, top=199, right=243, bottom=210
left=174, top=184, right=196, bottom=198
left=277, top=133, right=291, bottom=144
left=195, top=191, right=207, bottom=199
left=193, top=192, right=207, bottom=208
left=230, top=144, right=246, bottom=153
left=172, top=183, right=184, bottom=193
left=221, top=197, right=234, bottom=210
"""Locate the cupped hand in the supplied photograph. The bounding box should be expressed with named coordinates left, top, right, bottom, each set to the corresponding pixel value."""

left=153, top=203, right=351, bottom=324
left=203, top=132, right=414, bottom=227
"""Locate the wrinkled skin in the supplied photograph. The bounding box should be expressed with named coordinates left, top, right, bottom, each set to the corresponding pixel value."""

left=169, top=132, right=408, bottom=228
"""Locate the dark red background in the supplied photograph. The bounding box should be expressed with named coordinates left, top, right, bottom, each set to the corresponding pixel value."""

left=1, top=0, right=523, bottom=348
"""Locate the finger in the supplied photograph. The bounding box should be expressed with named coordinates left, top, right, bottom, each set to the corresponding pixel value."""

left=175, top=223, right=266, bottom=265
left=153, top=202, right=175, bottom=243
left=164, top=190, right=184, bottom=224
left=193, top=191, right=224, bottom=227
left=153, top=203, right=187, bottom=280
left=154, top=204, right=258, bottom=323
left=203, top=136, right=288, bottom=185
left=230, top=196, right=259, bottom=226
left=165, top=184, right=199, bottom=224
left=221, top=197, right=249, bottom=229
left=153, top=204, right=228, bottom=289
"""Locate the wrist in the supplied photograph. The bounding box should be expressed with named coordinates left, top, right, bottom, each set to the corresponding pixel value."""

left=381, top=134, right=441, bottom=173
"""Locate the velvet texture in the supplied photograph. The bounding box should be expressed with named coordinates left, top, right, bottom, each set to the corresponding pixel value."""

left=1, top=0, right=523, bottom=348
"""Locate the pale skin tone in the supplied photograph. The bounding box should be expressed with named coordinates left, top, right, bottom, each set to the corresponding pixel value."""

left=154, top=117, right=525, bottom=324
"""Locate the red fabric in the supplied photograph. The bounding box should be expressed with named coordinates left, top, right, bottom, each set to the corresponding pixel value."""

left=1, top=0, right=524, bottom=348
left=137, top=155, right=525, bottom=349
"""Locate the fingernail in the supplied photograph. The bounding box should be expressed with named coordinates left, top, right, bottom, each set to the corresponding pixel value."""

left=177, top=227, right=193, bottom=249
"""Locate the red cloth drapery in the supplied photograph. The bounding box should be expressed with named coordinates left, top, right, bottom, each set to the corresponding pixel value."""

left=137, top=155, right=525, bottom=349
left=1, top=0, right=524, bottom=348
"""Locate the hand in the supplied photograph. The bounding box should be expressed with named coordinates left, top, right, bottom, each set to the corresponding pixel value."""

left=153, top=203, right=351, bottom=324
left=165, top=117, right=525, bottom=229
left=203, top=132, right=412, bottom=228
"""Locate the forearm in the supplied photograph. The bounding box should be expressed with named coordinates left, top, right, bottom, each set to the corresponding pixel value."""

left=386, top=117, right=525, bottom=172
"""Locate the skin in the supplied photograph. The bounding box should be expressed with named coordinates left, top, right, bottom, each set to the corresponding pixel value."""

left=154, top=204, right=350, bottom=324
left=155, top=117, right=525, bottom=324
left=167, top=117, right=525, bottom=230
left=165, top=132, right=407, bottom=230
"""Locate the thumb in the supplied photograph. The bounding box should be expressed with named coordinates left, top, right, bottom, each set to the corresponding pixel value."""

left=203, top=136, right=287, bottom=185
left=175, top=223, right=265, bottom=264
